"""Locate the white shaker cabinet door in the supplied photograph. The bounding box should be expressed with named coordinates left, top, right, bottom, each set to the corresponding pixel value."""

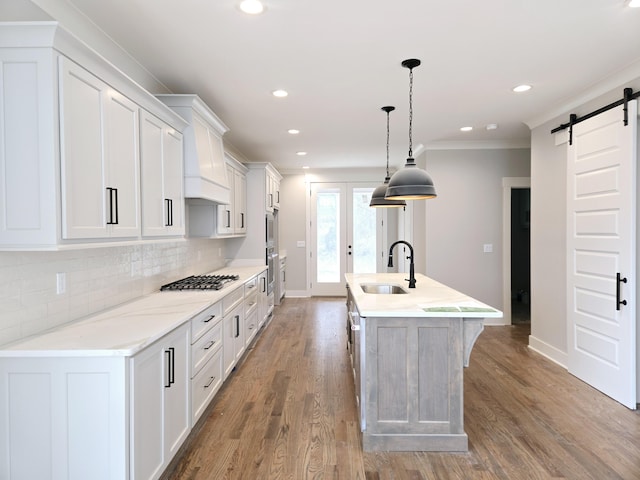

left=162, top=324, right=190, bottom=462
left=234, top=168, right=247, bottom=235
left=163, top=127, right=185, bottom=236
left=103, top=89, right=141, bottom=237
left=59, top=57, right=108, bottom=239
left=130, top=323, right=190, bottom=480
left=140, top=110, right=184, bottom=237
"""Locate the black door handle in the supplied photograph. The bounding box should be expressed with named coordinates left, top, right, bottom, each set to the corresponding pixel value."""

left=616, top=272, right=628, bottom=311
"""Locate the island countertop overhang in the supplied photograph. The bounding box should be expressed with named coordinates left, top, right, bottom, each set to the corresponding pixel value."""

left=345, top=273, right=503, bottom=319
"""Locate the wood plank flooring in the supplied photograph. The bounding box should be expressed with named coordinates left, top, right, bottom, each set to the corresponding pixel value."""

left=164, top=297, right=640, bottom=480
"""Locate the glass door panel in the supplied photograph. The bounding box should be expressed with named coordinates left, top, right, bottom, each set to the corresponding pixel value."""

left=311, top=183, right=377, bottom=296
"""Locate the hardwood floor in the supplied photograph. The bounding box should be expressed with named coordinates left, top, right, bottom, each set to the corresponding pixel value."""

left=165, top=297, right=640, bottom=480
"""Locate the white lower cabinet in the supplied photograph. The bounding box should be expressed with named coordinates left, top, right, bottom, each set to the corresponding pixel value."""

left=0, top=356, right=128, bottom=480
left=223, top=301, right=245, bottom=378
left=130, top=323, right=190, bottom=480
left=0, top=270, right=269, bottom=480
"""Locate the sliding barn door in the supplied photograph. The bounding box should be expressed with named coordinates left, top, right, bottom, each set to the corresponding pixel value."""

left=567, top=101, right=637, bottom=409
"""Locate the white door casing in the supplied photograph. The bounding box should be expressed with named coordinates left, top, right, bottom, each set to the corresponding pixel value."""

left=567, top=101, right=637, bottom=409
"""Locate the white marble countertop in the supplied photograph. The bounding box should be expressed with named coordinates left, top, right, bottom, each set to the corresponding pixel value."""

left=0, top=265, right=266, bottom=358
left=346, top=273, right=502, bottom=318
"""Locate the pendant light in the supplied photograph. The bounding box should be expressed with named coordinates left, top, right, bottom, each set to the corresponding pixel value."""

left=385, top=59, right=437, bottom=200
left=370, top=106, right=406, bottom=208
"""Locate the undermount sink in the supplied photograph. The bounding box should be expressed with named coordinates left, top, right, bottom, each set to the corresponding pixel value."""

left=360, top=283, right=408, bottom=294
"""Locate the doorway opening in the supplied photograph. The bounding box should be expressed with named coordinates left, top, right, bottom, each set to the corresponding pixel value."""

left=510, top=188, right=531, bottom=324
left=502, top=177, right=531, bottom=326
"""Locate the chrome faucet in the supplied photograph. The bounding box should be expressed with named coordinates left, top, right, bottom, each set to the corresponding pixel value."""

left=387, top=240, right=416, bottom=288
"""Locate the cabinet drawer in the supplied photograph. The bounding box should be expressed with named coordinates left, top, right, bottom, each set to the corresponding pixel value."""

left=191, top=319, right=223, bottom=377
left=245, top=309, right=258, bottom=346
left=223, top=287, right=244, bottom=315
left=191, top=348, right=223, bottom=425
left=245, top=291, right=258, bottom=316
left=244, top=276, right=258, bottom=293
left=191, top=302, right=222, bottom=343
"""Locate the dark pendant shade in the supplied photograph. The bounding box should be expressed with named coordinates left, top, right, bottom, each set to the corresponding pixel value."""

left=369, top=176, right=406, bottom=207
left=370, top=105, right=406, bottom=208
left=385, top=157, right=437, bottom=200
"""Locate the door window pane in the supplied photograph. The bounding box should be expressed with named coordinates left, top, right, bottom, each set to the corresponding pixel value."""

left=316, top=191, right=340, bottom=282
left=352, top=188, right=376, bottom=274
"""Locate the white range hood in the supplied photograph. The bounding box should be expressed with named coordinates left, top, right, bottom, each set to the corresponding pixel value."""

left=156, top=94, right=231, bottom=204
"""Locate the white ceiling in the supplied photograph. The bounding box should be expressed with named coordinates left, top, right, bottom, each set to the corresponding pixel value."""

left=17, top=1, right=640, bottom=172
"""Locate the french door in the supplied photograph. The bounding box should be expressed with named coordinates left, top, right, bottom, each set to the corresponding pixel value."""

left=310, top=183, right=379, bottom=296
left=567, top=101, right=637, bottom=409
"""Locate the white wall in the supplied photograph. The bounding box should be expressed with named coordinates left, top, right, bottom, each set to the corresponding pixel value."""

left=279, top=175, right=309, bottom=295
left=423, top=148, right=531, bottom=311
left=528, top=123, right=568, bottom=364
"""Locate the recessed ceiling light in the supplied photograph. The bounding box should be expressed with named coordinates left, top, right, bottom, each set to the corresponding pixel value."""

left=513, top=84, right=532, bottom=93
left=296, top=151, right=307, bottom=156
left=272, top=89, right=288, bottom=98
left=486, top=123, right=498, bottom=130
left=460, top=126, right=473, bottom=132
left=288, top=129, right=300, bottom=134
left=302, top=166, right=310, bottom=169
left=629, top=0, right=640, bottom=7
left=239, top=0, right=265, bottom=14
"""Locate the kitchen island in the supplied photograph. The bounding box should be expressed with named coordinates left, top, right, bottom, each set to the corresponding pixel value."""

left=345, top=272, right=502, bottom=452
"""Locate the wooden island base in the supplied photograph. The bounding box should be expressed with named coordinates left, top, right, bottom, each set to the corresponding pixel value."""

left=346, top=273, right=500, bottom=452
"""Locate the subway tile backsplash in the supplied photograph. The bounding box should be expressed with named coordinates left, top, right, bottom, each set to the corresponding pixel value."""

left=0, top=238, right=226, bottom=346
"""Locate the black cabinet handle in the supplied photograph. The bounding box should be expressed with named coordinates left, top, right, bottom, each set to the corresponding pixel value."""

left=204, top=340, right=216, bottom=350
left=204, top=376, right=216, bottom=388
left=235, top=315, right=240, bottom=338
left=226, top=209, right=231, bottom=228
left=106, top=187, right=119, bottom=225
left=262, top=277, right=266, bottom=293
left=241, top=212, right=245, bottom=228
left=164, top=349, right=171, bottom=388
left=204, top=314, right=216, bottom=323
left=617, top=272, right=628, bottom=311
left=165, top=198, right=173, bottom=226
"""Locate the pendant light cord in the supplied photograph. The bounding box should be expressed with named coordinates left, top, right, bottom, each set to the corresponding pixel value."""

left=408, top=66, right=413, bottom=158
left=386, top=109, right=391, bottom=177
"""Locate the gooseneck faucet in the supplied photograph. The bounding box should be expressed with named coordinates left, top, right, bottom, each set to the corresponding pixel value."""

left=387, top=240, right=416, bottom=288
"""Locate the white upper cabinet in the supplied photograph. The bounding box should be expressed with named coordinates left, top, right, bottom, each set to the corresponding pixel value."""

left=140, top=109, right=185, bottom=237
left=60, top=57, right=140, bottom=240
left=215, top=158, right=248, bottom=236
left=265, top=166, right=282, bottom=213
left=0, top=23, right=187, bottom=250
left=156, top=95, right=231, bottom=205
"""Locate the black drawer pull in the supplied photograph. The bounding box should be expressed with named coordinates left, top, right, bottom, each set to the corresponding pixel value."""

left=204, top=376, right=216, bottom=388
left=204, top=340, right=216, bottom=350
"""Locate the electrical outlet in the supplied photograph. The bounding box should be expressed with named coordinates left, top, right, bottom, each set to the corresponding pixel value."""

left=483, top=244, right=493, bottom=253
left=56, top=272, right=66, bottom=295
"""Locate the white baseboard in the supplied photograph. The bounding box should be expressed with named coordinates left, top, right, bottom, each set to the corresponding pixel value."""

left=484, top=318, right=510, bottom=326
left=528, top=335, right=568, bottom=368
left=282, top=290, right=309, bottom=298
